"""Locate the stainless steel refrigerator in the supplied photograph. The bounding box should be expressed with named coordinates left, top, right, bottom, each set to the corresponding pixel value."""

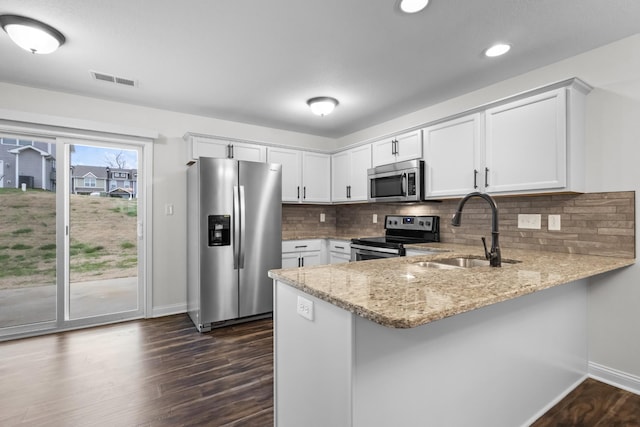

left=187, top=157, right=282, bottom=332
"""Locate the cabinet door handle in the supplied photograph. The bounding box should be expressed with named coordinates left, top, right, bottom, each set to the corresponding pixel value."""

left=297, top=186, right=300, bottom=199
left=473, top=169, right=478, bottom=189
left=298, top=257, right=301, bottom=267
left=303, top=186, right=306, bottom=199
left=228, top=144, right=234, bottom=159
left=295, top=245, right=307, bottom=248
left=485, top=167, right=490, bottom=187
left=301, top=257, right=304, bottom=267
left=335, top=245, right=345, bottom=250
left=347, top=185, right=351, bottom=198
left=346, top=185, right=349, bottom=198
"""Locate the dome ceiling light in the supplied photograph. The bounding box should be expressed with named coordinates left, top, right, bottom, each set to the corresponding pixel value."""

left=484, top=43, right=511, bottom=58
left=307, top=97, right=339, bottom=117
left=399, top=0, right=429, bottom=14
left=0, top=15, right=66, bottom=54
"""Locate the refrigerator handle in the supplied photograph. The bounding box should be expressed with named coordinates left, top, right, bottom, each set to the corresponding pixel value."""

left=239, top=185, right=246, bottom=269
left=233, top=185, right=240, bottom=270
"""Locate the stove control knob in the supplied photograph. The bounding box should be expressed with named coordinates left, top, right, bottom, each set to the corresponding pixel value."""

left=394, top=221, right=398, bottom=225
left=419, top=221, right=424, bottom=226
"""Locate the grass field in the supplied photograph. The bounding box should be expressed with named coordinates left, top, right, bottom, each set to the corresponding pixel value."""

left=0, top=188, right=138, bottom=290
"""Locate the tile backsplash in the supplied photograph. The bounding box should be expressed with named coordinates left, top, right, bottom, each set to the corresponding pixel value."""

left=283, top=191, right=635, bottom=259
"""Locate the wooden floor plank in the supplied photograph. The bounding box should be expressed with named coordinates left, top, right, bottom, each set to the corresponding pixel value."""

left=2, top=314, right=639, bottom=426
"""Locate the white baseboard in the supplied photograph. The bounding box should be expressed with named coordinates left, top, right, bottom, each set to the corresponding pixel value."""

left=151, top=303, right=186, bottom=318
left=520, top=375, right=588, bottom=427
left=589, top=362, right=640, bottom=395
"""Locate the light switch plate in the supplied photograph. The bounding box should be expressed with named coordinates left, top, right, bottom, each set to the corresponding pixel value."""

left=297, top=296, right=314, bottom=321
left=373, top=214, right=378, bottom=223
left=518, top=214, right=541, bottom=229
left=320, top=213, right=325, bottom=223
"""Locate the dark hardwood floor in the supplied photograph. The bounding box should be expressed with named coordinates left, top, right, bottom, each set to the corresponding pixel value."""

left=532, top=377, right=640, bottom=426
left=1, top=314, right=639, bottom=426
left=0, top=315, right=273, bottom=426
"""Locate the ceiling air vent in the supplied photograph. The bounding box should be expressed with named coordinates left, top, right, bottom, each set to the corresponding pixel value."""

left=90, top=71, right=138, bottom=87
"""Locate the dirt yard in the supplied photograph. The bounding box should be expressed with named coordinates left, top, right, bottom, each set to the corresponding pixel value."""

left=0, top=188, right=138, bottom=289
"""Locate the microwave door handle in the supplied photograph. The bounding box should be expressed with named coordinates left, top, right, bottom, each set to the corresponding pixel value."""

left=401, top=172, right=407, bottom=196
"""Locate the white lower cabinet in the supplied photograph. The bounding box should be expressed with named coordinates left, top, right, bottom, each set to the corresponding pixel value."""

left=281, top=239, right=324, bottom=268
left=328, top=239, right=351, bottom=264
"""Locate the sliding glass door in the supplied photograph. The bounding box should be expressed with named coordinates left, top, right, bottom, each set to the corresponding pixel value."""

left=0, top=135, right=147, bottom=339
left=66, top=142, right=142, bottom=320
left=0, top=136, right=58, bottom=333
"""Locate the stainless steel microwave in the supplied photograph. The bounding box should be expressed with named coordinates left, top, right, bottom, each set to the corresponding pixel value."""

left=367, top=159, right=424, bottom=202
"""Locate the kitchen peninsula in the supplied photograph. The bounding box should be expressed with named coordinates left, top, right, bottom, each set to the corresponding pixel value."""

left=269, top=244, right=634, bottom=427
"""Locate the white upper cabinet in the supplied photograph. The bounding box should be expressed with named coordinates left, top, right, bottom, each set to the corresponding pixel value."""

left=185, top=135, right=266, bottom=164
left=267, top=147, right=331, bottom=203
left=423, top=113, right=482, bottom=198
left=372, top=130, right=422, bottom=167
left=268, top=147, right=302, bottom=202
left=331, top=144, right=372, bottom=202
left=484, top=88, right=568, bottom=194
left=422, top=80, right=589, bottom=198
left=302, top=152, right=331, bottom=202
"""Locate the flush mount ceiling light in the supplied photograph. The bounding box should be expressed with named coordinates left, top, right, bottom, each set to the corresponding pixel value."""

left=0, top=15, right=66, bottom=54
left=399, top=0, right=429, bottom=14
left=484, top=43, right=511, bottom=58
left=307, top=97, right=339, bottom=117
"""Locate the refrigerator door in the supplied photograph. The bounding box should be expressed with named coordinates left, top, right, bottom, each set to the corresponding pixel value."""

left=238, top=161, right=282, bottom=317
left=199, top=158, right=239, bottom=323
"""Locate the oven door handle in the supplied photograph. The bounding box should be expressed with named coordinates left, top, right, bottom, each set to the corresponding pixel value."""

left=351, top=244, right=401, bottom=255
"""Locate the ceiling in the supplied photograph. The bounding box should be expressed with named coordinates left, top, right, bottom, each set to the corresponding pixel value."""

left=0, top=1, right=639, bottom=139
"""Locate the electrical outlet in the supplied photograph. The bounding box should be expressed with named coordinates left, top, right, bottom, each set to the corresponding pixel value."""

left=320, top=213, right=325, bottom=223
left=373, top=214, right=378, bottom=223
left=518, top=214, right=541, bottom=229
left=548, top=214, right=561, bottom=231
left=297, top=296, right=314, bottom=321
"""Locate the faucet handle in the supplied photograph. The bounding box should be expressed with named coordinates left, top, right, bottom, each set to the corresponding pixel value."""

left=481, top=237, right=490, bottom=260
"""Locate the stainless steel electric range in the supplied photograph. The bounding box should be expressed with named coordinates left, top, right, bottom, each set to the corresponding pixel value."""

left=350, top=215, right=440, bottom=261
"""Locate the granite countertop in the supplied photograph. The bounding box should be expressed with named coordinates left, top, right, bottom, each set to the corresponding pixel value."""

left=268, top=243, right=635, bottom=329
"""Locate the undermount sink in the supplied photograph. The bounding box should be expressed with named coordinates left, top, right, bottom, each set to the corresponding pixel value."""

left=412, top=256, right=520, bottom=269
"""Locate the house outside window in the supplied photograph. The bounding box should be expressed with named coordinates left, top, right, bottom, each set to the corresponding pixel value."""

left=124, top=180, right=130, bottom=188
left=84, top=176, right=96, bottom=187
left=110, top=182, right=117, bottom=190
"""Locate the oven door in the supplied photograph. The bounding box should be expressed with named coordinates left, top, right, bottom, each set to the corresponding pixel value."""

left=350, top=244, right=404, bottom=262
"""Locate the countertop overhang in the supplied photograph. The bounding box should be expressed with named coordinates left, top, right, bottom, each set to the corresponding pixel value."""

left=268, top=243, right=635, bottom=328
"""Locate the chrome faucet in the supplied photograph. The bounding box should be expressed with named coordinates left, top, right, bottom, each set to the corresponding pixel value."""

left=451, top=192, right=501, bottom=267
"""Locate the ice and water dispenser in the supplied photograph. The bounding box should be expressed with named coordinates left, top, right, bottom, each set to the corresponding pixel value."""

left=208, top=215, right=231, bottom=246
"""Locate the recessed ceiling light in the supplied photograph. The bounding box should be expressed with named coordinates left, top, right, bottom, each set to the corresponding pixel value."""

left=0, top=15, right=65, bottom=54
left=485, top=43, right=511, bottom=58
left=399, top=0, right=429, bottom=14
left=307, top=97, right=339, bottom=117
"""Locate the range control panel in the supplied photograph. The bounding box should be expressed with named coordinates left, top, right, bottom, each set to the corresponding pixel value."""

left=384, top=215, right=438, bottom=232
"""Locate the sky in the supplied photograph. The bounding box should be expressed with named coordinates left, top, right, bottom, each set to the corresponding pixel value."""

left=71, top=145, right=138, bottom=169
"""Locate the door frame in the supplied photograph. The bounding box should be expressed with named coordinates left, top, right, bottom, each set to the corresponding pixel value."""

left=0, top=116, right=155, bottom=340
left=58, top=138, right=150, bottom=328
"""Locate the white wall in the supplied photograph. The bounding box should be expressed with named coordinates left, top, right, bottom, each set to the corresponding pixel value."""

left=337, top=34, right=640, bottom=378
left=0, top=83, right=333, bottom=314
left=1, top=33, right=638, bottom=377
